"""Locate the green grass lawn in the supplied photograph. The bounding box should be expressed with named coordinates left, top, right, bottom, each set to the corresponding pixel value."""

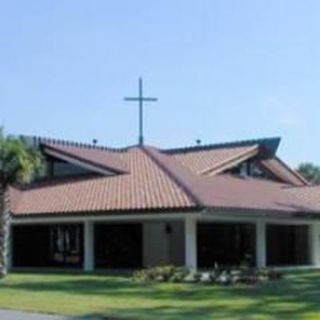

left=0, top=271, right=320, bottom=320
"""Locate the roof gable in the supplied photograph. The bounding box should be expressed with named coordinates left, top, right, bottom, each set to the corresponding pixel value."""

left=163, top=137, right=281, bottom=177
left=164, top=137, right=308, bottom=187
left=171, top=145, right=259, bottom=176
left=42, top=143, right=129, bottom=176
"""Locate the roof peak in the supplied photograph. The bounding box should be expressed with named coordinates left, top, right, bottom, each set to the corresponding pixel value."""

left=162, top=136, right=281, bottom=156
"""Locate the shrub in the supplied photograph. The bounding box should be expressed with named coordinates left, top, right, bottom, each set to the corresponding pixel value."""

left=133, top=266, right=282, bottom=285
left=133, top=266, right=189, bottom=283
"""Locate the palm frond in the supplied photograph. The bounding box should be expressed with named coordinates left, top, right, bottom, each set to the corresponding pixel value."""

left=0, top=132, right=44, bottom=186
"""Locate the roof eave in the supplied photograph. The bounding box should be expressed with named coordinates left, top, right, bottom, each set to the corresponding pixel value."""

left=205, top=206, right=320, bottom=219
left=11, top=206, right=202, bottom=219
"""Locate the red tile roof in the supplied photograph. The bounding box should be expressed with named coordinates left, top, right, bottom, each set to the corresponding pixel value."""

left=10, top=137, right=320, bottom=217
left=143, top=146, right=320, bottom=214
left=286, top=185, right=320, bottom=209
left=12, top=147, right=195, bottom=215
left=189, top=175, right=318, bottom=213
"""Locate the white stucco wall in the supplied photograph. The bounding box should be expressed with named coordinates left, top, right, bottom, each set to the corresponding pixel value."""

left=143, top=221, right=185, bottom=267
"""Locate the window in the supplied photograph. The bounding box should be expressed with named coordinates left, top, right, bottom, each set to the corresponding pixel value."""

left=224, top=160, right=277, bottom=180
left=46, top=159, right=92, bottom=178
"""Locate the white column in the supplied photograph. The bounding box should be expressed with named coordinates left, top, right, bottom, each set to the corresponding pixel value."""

left=84, top=221, right=94, bottom=272
left=185, top=216, right=197, bottom=271
left=310, top=224, right=320, bottom=267
left=256, top=220, right=266, bottom=268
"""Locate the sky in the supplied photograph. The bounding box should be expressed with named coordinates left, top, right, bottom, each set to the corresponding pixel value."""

left=1, top=0, right=320, bottom=166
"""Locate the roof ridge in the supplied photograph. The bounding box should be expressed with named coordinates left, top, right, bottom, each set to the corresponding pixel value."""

left=141, top=146, right=203, bottom=208
left=20, top=135, right=129, bottom=153
left=163, top=136, right=281, bottom=155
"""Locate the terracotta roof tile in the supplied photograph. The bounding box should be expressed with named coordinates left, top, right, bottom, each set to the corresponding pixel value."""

left=286, top=185, right=320, bottom=209
left=193, top=175, right=319, bottom=213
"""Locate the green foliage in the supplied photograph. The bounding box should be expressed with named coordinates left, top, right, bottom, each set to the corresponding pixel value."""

left=297, top=162, right=320, bottom=185
left=0, top=129, right=44, bottom=186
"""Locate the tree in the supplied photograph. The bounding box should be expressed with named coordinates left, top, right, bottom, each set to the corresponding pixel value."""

left=0, top=130, right=44, bottom=277
left=297, top=163, right=320, bottom=185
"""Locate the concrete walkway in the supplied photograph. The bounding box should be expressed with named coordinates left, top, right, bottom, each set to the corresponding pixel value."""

left=0, top=310, right=102, bottom=320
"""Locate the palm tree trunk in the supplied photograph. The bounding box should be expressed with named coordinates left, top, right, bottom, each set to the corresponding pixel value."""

left=0, top=182, right=10, bottom=277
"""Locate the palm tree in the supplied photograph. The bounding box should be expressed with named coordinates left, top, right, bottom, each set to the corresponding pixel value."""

left=0, top=129, right=43, bottom=277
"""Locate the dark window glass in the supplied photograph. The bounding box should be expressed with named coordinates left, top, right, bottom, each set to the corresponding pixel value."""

left=267, top=225, right=310, bottom=266
left=13, top=224, right=83, bottom=268
left=94, top=223, right=143, bottom=269
left=198, top=223, right=256, bottom=268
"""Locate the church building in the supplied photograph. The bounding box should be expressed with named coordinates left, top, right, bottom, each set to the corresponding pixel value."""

left=8, top=135, right=320, bottom=272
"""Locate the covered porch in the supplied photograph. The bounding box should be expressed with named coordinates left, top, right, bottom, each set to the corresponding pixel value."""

left=9, top=212, right=320, bottom=272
